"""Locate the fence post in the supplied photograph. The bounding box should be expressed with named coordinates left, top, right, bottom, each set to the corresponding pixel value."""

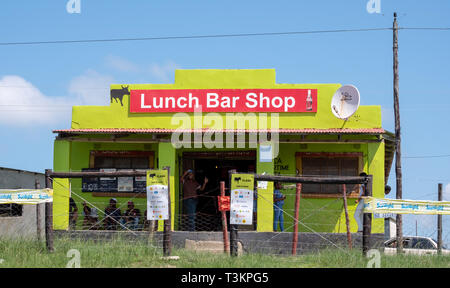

left=229, top=171, right=239, bottom=257
left=438, top=183, right=443, bottom=255
left=44, top=169, right=54, bottom=253
left=362, top=175, right=373, bottom=256
left=35, top=179, right=42, bottom=242
left=220, top=181, right=230, bottom=254
left=163, top=167, right=172, bottom=256
left=292, top=183, right=302, bottom=255
left=342, top=184, right=352, bottom=250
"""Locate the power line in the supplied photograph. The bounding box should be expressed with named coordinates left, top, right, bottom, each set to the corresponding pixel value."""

left=0, top=28, right=392, bottom=46
left=400, top=27, right=450, bottom=31
left=404, top=155, right=450, bottom=159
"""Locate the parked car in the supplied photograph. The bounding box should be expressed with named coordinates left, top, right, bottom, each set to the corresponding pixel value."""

left=384, top=236, right=450, bottom=255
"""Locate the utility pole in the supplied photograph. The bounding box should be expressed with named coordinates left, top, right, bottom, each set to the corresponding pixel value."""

left=393, top=12, right=403, bottom=254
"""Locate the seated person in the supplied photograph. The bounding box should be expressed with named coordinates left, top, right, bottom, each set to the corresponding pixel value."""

left=82, top=202, right=99, bottom=230
left=121, top=201, right=141, bottom=230
left=69, top=197, right=78, bottom=230
left=104, top=198, right=121, bottom=230
left=82, top=201, right=92, bottom=229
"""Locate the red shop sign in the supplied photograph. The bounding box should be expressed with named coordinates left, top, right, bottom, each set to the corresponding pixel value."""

left=129, top=89, right=317, bottom=113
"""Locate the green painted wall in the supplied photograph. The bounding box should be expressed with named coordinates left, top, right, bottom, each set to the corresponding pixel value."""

left=274, top=142, right=384, bottom=233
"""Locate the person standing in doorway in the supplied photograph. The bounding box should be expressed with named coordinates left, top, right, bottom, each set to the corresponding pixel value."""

left=273, top=182, right=286, bottom=232
left=354, top=172, right=367, bottom=233
left=181, top=169, right=208, bottom=231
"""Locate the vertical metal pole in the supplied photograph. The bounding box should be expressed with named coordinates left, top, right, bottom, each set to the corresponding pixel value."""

left=229, top=171, right=238, bottom=257
left=363, top=175, right=373, bottom=256
left=35, top=179, right=42, bottom=242
left=44, top=169, right=54, bottom=253
left=437, top=183, right=443, bottom=255
left=163, top=167, right=172, bottom=256
left=393, top=12, right=404, bottom=254
left=220, top=181, right=230, bottom=254
left=292, top=183, right=302, bottom=255
left=342, top=184, right=352, bottom=250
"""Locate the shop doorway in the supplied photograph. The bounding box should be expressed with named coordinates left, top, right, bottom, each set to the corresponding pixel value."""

left=179, top=151, right=256, bottom=231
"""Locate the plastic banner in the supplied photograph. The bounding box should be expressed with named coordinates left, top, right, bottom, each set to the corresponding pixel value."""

left=363, top=196, right=450, bottom=215
left=217, top=196, right=230, bottom=212
left=230, top=173, right=254, bottom=225
left=146, top=170, right=169, bottom=220
left=0, top=189, right=53, bottom=204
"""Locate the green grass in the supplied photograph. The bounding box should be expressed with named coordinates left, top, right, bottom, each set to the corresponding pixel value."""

left=0, top=237, right=449, bottom=268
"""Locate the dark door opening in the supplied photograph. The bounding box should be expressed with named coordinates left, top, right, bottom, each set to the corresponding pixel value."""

left=179, top=151, right=256, bottom=231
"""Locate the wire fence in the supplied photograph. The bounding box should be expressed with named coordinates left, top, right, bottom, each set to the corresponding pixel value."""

left=1, top=175, right=449, bottom=257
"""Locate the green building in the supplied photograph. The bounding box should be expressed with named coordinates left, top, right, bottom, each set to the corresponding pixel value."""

left=52, top=69, right=394, bottom=233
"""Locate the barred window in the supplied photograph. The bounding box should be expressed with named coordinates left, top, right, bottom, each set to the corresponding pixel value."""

left=297, top=153, right=361, bottom=197
left=0, top=204, right=23, bottom=217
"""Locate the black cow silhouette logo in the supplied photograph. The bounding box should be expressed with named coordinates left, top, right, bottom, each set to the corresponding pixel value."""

left=234, top=177, right=242, bottom=182
left=110, top=85, right=130, bottom=106
left=148, top=173, right=156, bottom=178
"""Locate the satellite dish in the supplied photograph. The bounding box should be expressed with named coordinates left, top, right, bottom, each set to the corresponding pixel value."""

left=331, top=85, right=360, bottom=120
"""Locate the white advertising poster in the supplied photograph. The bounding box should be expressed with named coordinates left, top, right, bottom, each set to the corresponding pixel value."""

left=117, top=169, right=133, bottom=192
left=230, top=174, right=254, bottom=225
left=259, top=144, right=273, bottom=163
left=146, top=170, right=169, bottom=220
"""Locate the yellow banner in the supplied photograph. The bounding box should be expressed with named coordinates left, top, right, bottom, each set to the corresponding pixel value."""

left=364, top=197, right=450, bottom=215
left=0, top=189, right=53, bottom=204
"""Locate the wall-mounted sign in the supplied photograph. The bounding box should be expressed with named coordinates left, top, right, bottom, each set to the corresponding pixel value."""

left=259, top=145, right=273, bottom=163
left=130, top=89, right=317, bottom=113
left=230, top=173, right=254, bottom=225
left=146, top=169, right=169, bottom=220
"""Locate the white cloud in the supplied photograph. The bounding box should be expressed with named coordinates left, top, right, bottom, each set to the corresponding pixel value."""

left=104, top=55, right=180, bottom=83
left=0, top=75, right=72, bottom=126
left=0, top=70, right=114, bottom=127
left=0, top=58, right=180, bottom=127
left=105, top=55, right=139, bottom=73
left=68, top=69, right=114, bottom=106
left=149, top=60, right=179, bottom=83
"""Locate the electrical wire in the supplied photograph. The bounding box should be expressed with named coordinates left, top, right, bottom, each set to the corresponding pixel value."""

left=0, top=28, right=393, bottom=46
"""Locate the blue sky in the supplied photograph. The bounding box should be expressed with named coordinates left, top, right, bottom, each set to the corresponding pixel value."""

left=1, top=1, right=449, bottom=242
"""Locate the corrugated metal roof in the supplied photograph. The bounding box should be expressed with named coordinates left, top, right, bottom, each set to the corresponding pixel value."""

left=54, top=128, right=385, bottom=134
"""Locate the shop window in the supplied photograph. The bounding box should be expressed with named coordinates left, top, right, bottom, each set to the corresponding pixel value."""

left=0, top=204, right=23, bottom=217
left=296, top=153, right=362, bottom=198
left=82, top=151, right=154, bottom=197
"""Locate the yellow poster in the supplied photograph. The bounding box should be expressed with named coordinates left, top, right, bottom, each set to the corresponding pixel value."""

left=146, top=170, right=169, bottom=220
left=230, top=173, right=254, bottom=225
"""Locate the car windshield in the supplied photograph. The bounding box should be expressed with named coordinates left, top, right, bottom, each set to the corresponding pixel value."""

left=432, top=239, right=448, bottom=250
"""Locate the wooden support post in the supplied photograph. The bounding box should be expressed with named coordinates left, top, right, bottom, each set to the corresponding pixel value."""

left=163, top=167, right=172, bottom=256
left=230, top=224, right=238, bottom=257
left=229, top=171, right=238, bottom=257
left=220, top=181, right=230, bottom=254
left=393, top=12, right=404, bottom=254
left=362, top=175, right=373, bottom=256
left=342, top=184, right=352, bottom=250
left=44, top=169, right=54, bottom=253
left=35, top=179, right=42, bottom=242
left=438, top=183, right=443, bottom=255
left=292, top=183, right=302, bottom=255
